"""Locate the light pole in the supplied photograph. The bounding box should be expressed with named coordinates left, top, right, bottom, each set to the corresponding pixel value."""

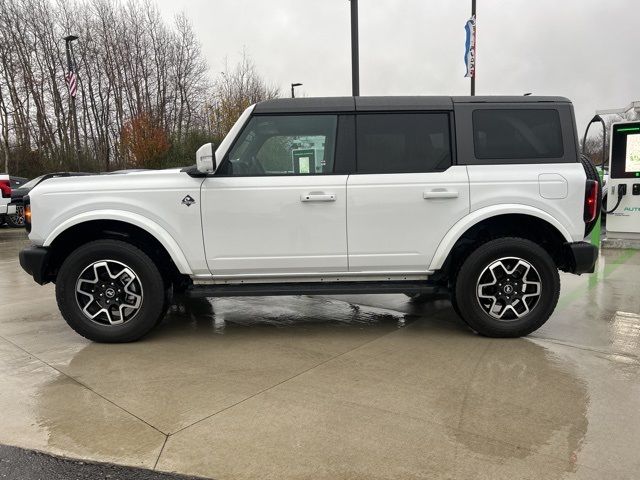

left=63, top=34, right=80, bottom=170
left=291, top=83, right=303, bottom=98
left=349, top=0, right=359, bottom=96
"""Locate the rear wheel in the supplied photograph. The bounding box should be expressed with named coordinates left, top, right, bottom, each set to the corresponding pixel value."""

left=455, top=237, right=560, bottom=337
left=56, top=239, right=166, bottom=342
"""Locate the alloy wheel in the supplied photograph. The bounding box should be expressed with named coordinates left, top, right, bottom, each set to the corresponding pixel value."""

left=75, top=260, right=143, bottom=325
left=476, top=257, right=542, bottom=321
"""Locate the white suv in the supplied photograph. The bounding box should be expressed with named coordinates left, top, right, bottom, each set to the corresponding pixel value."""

left=19, top=96, right=600, bottom=342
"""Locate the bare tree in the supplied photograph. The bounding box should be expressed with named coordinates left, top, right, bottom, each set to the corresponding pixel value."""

left=208, top=49, right=280, bottom=139
left=0, top=0, right=278, bottom=176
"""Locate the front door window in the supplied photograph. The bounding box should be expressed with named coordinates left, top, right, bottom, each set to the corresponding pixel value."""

left=219, top=115, right=337, bottom=176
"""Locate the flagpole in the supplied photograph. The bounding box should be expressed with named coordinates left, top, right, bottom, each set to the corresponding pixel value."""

left=471, top=0, right=476, bottom=96
left=64, top=35, right=80, bottom=171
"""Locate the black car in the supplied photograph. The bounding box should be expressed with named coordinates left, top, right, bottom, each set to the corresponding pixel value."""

left=5, top=176, right=35, bottom=227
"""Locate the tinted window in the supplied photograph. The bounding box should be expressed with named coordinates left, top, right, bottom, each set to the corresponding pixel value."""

left=356, top=113, right=451, bottom=174
left=221, top=115, right=337, bottom=176
left=473, top=109, right=563, bottom=159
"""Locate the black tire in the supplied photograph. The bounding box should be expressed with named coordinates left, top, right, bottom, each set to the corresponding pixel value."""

left=455, top=237, right=560, bottom=338
left=6, top=209, right=25, bottom=228
left=580, top=154, right=602, bottom=236
left=449, top=288, right=462, bottom=319
left=56, top=239, right=166, bottom=342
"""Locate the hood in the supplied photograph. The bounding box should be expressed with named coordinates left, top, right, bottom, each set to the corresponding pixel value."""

left=30, top=168, right=187, bottom=197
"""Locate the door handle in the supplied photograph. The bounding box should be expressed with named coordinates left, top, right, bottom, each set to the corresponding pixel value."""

left=300, top=192, right=336, bottom=202
left=423, top=189, right=459, bottom=199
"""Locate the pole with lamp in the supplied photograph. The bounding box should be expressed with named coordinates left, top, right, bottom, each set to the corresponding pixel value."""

left=291, top=83, right=303, bottom=98
left=63, top=34, right=80, bottom=171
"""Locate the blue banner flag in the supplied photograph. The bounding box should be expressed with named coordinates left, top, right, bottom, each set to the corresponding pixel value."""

left=464, top=15, right=476, bottom=78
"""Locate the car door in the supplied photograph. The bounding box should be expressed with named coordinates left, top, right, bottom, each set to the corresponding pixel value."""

left=346, top=111, right=470, bottom=272
left=201, top=114, right=349, bottom=277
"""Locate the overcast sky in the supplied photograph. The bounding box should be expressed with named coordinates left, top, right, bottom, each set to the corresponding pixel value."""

left=155, top=0, right=638, bottom=134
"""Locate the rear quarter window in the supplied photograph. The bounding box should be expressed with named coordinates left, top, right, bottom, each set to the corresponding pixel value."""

left=473, top=109, right=563, bottom=160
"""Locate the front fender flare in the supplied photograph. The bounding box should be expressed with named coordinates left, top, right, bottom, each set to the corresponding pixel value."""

left=43, top=210, right=193, bottom=274
left=428, top=204, right=574, bottom=271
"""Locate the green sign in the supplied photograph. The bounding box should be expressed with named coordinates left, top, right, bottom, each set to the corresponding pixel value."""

left=292, top=149, right=316, bottom=174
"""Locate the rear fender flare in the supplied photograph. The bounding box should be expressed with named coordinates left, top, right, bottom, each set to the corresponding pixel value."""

left=429, top=204, right=573, bottom=271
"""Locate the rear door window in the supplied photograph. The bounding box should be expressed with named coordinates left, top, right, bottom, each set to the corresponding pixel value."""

left=473, top=109, right=563, bottom=159
left=355, top=113, right=452, bottom=174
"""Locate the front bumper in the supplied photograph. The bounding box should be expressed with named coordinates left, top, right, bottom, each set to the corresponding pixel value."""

left=19, top=245, right=51, bottom=285
left=563, top=241, right=598, bottom=274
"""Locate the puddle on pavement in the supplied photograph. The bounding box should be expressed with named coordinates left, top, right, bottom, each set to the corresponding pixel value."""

left=30, top=325, right=594, bottom=476
left=166, top=295, right=419, bottom=334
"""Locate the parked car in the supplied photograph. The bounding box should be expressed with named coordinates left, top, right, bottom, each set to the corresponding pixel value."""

left=19, top=96, right=600, bottom=342
left=0, top=174, right=17, bottom=225
left=5, top=176, right=32, bottom=227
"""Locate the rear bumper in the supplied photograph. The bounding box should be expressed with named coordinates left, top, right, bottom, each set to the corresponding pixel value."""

left=19, top=245, right=51, bottom=285
left=0, top=204, right=16, bottom=215
left=563, top=241, right=598, bottom=274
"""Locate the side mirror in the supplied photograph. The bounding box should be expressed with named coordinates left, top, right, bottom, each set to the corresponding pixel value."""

left=196, top=143, right=216, bottom=174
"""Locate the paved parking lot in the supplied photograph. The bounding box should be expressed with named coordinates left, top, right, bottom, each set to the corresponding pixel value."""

left=1, top=227, right=639, bottom=479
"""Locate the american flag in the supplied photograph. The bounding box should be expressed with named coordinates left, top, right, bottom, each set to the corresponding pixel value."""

left=65, top=71, right=77, bottom=98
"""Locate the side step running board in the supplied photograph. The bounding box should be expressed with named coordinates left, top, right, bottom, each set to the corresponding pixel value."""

left=186, top=281, right=443, bottom=298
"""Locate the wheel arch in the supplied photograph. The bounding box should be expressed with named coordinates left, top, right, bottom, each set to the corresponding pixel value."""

left=44, top=212, right=192, bottom=283
left=429, top=206, right=573, bottom=281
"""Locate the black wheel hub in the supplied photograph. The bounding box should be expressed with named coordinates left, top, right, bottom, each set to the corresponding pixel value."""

left=92, top=281, right=125, bottom=309
left=494, top=276, right=524, bottom=305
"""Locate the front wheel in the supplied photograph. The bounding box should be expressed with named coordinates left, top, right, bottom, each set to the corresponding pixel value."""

left=7, top=206, right=25, bottom=228
left=56, top=239, right=166, bottom=342
left=455, top=237, right=560, bottom=337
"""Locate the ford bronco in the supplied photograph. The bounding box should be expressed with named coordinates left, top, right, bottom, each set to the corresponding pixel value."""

left=19, top=96, right=600, bottom=342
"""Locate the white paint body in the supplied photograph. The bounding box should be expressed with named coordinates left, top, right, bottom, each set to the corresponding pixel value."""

left=27, top=108, right=588, bottom=282
left=29, top=169, right=207, bottom=275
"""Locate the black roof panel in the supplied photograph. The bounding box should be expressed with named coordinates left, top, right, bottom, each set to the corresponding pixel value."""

left=254, top=97, right=355, bottom=113
left=253, top=96, right=571, bottom=113
left=452, top=95, right=571, bottom=103
left=356, top=96, right=452, bottom=111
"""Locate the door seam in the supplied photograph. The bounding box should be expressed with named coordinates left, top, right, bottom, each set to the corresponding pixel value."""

left=345, top=174, right=350, bottom=272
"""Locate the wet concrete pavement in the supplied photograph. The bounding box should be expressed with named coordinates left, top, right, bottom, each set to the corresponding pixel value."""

left=0, top=227, right=639, bottom=479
